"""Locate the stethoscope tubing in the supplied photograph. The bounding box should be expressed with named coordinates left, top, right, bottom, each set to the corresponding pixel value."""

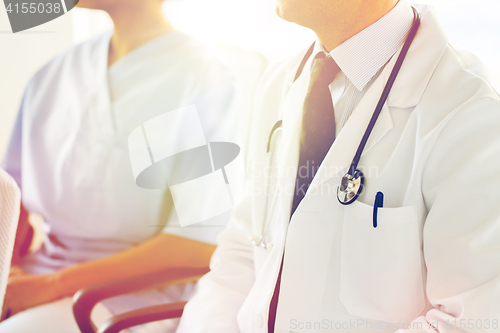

left=347, top=7, right=421, bottom=176
left=259, top=127, right=283, bottom=247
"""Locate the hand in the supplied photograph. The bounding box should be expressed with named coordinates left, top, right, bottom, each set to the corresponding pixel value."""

left=8, top=265, right=27, bottom=278
left=1, top=272, right=61, bottom=321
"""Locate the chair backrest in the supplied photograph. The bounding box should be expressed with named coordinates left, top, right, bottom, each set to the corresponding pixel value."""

left=0, top=168, right=21, bottom=314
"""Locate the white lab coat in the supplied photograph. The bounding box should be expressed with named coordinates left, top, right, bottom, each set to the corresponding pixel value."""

left=177, top=6, right=500, bottom=333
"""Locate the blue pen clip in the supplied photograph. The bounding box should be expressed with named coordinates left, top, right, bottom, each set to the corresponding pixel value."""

left=373, top=192, right=384, bottom=228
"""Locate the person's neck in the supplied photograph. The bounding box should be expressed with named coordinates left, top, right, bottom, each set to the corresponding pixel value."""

left=315, top=0, right=399, bottom=52
left=107, top=4, right=174, bottom=67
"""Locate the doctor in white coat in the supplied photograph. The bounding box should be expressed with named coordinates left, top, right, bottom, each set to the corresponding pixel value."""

left=177, top=0, right=500, bottom=332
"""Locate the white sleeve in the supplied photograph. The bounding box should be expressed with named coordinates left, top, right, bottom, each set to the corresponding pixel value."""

left=161, top=48, right=266, bottom=246
left=160, top=199, right=229, bottom=246
left=1, top=97, right=24, bottom=188
left=0, top=169, right=21, bottom=315
left=176, top=191, right=255, bottom=333
left=158, top=74, right=237, bottom=245
left=397, top=97, right=500, bottom=332
left=0, top=91, right=24, bottom=311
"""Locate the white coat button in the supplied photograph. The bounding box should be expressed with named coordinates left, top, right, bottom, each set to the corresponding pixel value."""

left=256, top=314, right=264, bottom=328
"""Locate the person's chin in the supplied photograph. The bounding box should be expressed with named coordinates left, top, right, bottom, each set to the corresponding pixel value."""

left=275, top=2, right=284, bottom=18
left=276, top=0, right=308, bottom=26
left=275, top=2, right=293, bottom=22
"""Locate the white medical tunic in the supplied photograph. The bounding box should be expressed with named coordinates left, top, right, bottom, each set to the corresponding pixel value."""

left=2, top=31, right=238, bottom=320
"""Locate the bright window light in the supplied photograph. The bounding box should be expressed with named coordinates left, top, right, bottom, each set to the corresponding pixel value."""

left=70, top=0, right=499, bottom=87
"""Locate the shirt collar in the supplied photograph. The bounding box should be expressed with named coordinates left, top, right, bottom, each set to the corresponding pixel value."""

left=313, top=0, right=414, bottom=91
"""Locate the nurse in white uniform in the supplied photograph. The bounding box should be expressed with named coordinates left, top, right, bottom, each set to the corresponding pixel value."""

left=0, top=0, right=241, bottom=332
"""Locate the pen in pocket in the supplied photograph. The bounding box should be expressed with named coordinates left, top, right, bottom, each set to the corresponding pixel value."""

left=373, top=191, right=384, bottom=228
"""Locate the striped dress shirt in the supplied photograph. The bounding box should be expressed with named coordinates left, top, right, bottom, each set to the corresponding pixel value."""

left=311, top=0, right=415, bottom=135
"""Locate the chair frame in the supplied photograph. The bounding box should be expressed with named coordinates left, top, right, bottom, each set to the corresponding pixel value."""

left=72, top=267, right=209, bottom=333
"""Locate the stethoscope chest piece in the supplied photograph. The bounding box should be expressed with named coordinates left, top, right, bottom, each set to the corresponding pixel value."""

left=337, top=170, right=364, bottom=205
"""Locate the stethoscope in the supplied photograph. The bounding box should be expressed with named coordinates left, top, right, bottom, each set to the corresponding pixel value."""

left=249, top=120, right=283, bottom=249
left=338, top=7, right=421, bottom=205
left=253, top=7, right=421, bottom=248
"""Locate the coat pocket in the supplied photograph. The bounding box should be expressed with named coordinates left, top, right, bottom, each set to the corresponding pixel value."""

left=339, top=200, right=425, bottom=323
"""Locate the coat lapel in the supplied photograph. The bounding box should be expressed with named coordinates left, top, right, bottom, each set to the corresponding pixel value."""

left=274, top=57, right=313, bottom=226
left=305, top=6, right=449, bottom=194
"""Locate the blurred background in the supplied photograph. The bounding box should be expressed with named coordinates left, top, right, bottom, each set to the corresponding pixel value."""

left=1, top=0, right=499, bottom=159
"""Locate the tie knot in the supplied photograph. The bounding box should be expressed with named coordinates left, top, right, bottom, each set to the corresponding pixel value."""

left=311, top=54, right=340, bottom=85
